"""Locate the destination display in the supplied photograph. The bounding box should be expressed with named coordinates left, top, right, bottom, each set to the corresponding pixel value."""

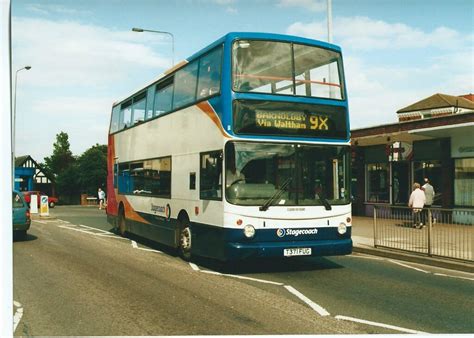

left=233, top=100, right=348, bottom=139
left=254, top=110, right=330, bottom=131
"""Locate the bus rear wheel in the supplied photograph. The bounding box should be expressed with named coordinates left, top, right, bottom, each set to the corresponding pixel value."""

left=178, top=219, right=192, bottom=261
left=118, top=208, right=127, bottom=237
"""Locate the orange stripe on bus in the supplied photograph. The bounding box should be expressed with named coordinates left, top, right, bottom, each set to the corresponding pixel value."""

left=164, top=60, right=188, bottom=75
left=197, top=101, right=230, bottom=138
left=117, top=195, right=150, bottom=224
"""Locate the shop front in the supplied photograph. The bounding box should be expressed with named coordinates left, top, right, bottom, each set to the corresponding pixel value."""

left=351, top=112, right=474, bottom=218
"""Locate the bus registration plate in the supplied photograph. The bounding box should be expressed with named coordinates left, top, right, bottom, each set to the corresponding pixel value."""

left=284, top=248, right=311, bottom=257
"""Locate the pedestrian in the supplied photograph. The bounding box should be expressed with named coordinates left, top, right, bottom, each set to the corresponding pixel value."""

left=98, top=188, right=106, bottom=210
left=408, top=182, right=426, bottom=228
left=422, top=177, right=435, bottom=224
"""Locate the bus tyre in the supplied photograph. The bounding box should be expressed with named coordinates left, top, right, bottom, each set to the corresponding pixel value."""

left=118, top=208, right=127, bottom=237
left=179, top=222, right=192, bottom=261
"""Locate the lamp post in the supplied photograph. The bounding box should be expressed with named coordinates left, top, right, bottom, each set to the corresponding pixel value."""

left=132, top=27, right=175, bottom=66
left=12, top=65, right=31, bottom=187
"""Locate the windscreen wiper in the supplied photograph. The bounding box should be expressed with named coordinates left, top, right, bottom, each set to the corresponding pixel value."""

left=259, top=177, right=292, bottom=212
left=318, top=195, right=332, bottom=211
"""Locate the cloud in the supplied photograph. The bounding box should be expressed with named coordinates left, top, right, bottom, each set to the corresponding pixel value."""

left=25, top=4, right=93, bottom=16
left=12, top=17, right=175, bottom=161
left=285, top=17, right=473, bottom=128
left=277, top=0, right=326, bottom=12
left=287, top=16, right=470, bottom=50
left=12, top=17, right=171, bottom=89
left=16, top=96, right=112, bottom=161
left=208, top=0, right=238, bottom=13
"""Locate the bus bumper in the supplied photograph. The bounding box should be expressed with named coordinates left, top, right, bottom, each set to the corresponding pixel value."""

left=224, top=238, right=352, bottom=261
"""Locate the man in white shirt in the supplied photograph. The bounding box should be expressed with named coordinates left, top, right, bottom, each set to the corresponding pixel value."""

left=408, top=182, right=426, bottom=228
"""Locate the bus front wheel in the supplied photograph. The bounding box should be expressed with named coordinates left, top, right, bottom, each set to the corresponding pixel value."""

left=178, top=219, right=192, bottom=261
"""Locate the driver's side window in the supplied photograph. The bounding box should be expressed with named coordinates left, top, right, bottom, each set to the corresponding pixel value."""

left=200, top=150, right=222, bottom=200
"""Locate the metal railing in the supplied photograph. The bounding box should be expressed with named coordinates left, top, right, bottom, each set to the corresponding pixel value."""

left=374, top=206, right=473, bottom=262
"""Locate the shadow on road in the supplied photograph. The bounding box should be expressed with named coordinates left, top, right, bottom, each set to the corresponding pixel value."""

left=113, top=229, right=345, bottom=275
left=13, top=233, right=38, bottom=242
left=193, top=255, right=344, bottom=275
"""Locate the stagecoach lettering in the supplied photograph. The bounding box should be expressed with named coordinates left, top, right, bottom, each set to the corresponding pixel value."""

left=151, top=204, right=165, bottom=213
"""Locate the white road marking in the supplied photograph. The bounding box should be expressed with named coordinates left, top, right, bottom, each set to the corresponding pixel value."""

left=284, top=285, right=330, bottom=316
left=95, top=233, right=130, bottom=240
left=355, top=253, right=472, bottom=281
left=78, top=224, right=114, bottom=234
left=201, top=270, right=284, bottom=286
left=131, top=240, right=138, bottom=249
left=58, top=225, right=97, bottom=235
left=13, top=301, right=23, bottom=332
left=335, top=315, right=428, bottom=334
left=350, top=253, right=384, bottom=261
left=388, top=260, right=430, bottom=273
left=137, top=247, right=162, bottom=253
left=189, top=263, right=200, bottom=271
left=33, top=220, right=47, bottom=224
left=434, top=273, right=474, bottom=281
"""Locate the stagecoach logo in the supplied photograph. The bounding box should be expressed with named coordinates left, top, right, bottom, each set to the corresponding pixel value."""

left=151, top=203, right=172, bottom=221
left=276, top=228, right=318, bottom=238
left=276, top=228, right=286, bottom=237
left=151, top=204, right=165, bottom=213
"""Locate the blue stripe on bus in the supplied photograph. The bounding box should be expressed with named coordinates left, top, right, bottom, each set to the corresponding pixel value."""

left=191, top=222, right=352, bottom=261
left=186, top=32, right=342, bottom=64
left=112, top=212, right=352, bottom=261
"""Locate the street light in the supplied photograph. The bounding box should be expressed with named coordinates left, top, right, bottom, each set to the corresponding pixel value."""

left=12, top=65, right=31, bottom=187
left=132, top=27, right=175, bottom=66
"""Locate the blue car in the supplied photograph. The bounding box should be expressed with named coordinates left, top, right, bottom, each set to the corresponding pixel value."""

left=13, top=190, right=31, bottom=240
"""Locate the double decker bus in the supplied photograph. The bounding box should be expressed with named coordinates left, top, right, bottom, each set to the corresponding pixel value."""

left=107, top=32, right=352, bottom=261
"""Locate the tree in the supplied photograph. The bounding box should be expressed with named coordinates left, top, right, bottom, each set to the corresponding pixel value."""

left=55, top=164, right=80, bottom=204
left=43, top=131, right=76, bottom=177
left=77, top=144, right=108, bottom=195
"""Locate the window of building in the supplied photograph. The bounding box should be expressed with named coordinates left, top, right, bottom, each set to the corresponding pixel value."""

left=173, top=60, right=199, bottom=109
left=200, top=150, right=222, bottom=200
left=366, top=163, right=389, bottom=203
left=454, top=158, right=474, bottom=207
left=132, top=92, right=147, bottom=125
left=153, top=77, right=174, bottom=117
left=197, top=47, right=222, bottom=99
left=414, top=161, right=442, bottom=205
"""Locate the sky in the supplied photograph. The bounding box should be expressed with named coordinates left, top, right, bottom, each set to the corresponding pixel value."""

left=11, top=0, right=474, bottom=162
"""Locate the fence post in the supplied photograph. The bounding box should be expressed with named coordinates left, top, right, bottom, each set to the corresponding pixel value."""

left=373, top=206, right=377, bottom=247
left=428, top=209, right=432, bottom=256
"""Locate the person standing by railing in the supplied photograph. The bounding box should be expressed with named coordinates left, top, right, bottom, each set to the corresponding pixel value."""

left=422, top=178, right=435, bottom=225
left=408, top=182, right=426, bottom=229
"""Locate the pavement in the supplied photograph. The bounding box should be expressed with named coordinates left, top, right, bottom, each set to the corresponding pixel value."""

left=31, top=210, right=473, bottom=273
left=352, top=216, right=474, bottom=273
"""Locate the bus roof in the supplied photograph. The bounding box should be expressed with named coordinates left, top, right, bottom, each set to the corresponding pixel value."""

left=112, top=32, right=342, bottom=107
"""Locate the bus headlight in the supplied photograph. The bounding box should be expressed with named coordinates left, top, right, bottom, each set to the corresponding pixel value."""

left=243, top=224, right=256, bottom=238
left=338, top=222, right=347, bottom=235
